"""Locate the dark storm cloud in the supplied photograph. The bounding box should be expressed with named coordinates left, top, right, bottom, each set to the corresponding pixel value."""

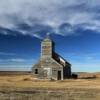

left=0, top=0, right=100, bottom=38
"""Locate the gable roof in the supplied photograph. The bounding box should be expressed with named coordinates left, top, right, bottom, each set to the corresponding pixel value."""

left=53, top=52, right=71, bottom=66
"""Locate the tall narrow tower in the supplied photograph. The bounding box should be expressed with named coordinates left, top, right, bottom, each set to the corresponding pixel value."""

left=41, top=36, right=52, bottom=58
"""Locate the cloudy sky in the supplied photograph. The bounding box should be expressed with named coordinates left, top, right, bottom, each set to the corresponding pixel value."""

left=0, top=0, right=100, bottom=72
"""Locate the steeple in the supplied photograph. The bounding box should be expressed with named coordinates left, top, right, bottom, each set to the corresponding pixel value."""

left=41, top=33, right=52, bottom=58
left=42, top=32, right=51, bottom=42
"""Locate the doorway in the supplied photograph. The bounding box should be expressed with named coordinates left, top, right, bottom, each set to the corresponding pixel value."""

left=58, top=71, right=61, bottom=80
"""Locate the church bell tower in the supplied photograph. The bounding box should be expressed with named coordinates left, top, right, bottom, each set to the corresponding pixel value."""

left=41, top=34, right=52, bottom=58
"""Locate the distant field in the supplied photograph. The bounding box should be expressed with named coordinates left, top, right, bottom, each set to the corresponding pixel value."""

left=0, top=71, right=31, bottom=75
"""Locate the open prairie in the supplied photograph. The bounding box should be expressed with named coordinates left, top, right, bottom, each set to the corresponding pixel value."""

left=0, top=72, right=100, bottom=100
left=0, top=73, right=100, bottom=89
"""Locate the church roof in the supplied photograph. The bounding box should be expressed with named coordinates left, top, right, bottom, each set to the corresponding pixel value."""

left=53, top=52, right=71, bottom=66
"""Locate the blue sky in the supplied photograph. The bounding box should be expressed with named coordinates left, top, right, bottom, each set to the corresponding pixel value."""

left=0, top=0, right=100, bottom=72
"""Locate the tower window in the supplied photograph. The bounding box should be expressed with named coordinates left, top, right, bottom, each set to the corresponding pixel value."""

left=35, top=69, right=38, bottom=74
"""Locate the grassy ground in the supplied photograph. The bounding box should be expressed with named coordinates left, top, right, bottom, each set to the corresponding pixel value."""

left=0, top=74, right=100, bottom=100
left=0, top=74, right=100, bottom=89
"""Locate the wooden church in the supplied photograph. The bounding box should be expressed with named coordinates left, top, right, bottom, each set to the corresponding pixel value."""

left=32, top=35, right=71, bottom=80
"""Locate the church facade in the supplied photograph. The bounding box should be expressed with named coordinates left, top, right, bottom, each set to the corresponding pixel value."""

left=32, top=36, right=71, bottom=80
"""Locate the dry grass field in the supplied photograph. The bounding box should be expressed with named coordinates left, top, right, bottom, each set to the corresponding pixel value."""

left=0, top=72, right=100, bottom=100
left=0, top=72, right=100, bottom=89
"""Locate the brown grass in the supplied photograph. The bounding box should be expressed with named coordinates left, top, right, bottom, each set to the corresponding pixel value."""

left=0, top=74, right=100, bottom=89
left=0, top=74, right=100, bottom=100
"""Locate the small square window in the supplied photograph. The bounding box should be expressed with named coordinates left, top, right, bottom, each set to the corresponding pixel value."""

left=35, top=69, right=38, bottom=74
